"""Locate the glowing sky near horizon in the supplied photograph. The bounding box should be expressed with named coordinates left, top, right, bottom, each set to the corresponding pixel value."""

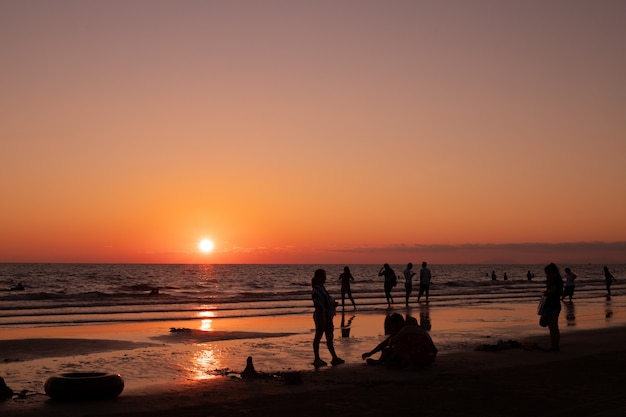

left=1, top=1, right=625, bottom=264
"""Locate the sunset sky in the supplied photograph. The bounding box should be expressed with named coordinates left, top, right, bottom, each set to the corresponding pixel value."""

left=1, top=1, right=625, bottom=264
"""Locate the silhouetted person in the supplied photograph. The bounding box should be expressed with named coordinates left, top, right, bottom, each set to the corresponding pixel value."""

left=603, top=266, right=615, bottom=296
left=541, top=263, right=563, bottom=352
left=362, top=313, right=405, bottom=365
left=379, top=264, right=396, bottom=308
left=562, top=267, right=576, bottom=302
left=403, top=263, right=416, bottom=306
left=362, top=313, right=437, bottom=369
left=491, top=271, right=497, bottom=281
left=311, top=269, right=344, bottom=367
left=418, top=262, right=431, bottom=302
left=503, top=272, right=508, bottom=281
left=527, top=270, right=532, bottom=281
left=340, top=311, right=355, bottom=338
left=338, top=266, right=356, bottom=310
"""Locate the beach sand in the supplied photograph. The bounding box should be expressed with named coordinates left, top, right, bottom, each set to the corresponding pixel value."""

left=2, top=302, right=625, bottom=416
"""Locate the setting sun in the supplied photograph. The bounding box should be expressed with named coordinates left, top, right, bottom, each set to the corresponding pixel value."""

left=198, top=238, right=214, bottom=253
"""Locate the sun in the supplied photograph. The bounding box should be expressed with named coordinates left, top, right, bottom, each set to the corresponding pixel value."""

left=198, top=238, right=214, bottom=253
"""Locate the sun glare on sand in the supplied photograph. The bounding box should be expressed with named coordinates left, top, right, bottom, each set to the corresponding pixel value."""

left=199, top=238, right=214, bottom=253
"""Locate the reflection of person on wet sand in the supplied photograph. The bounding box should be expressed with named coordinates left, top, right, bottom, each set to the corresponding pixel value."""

left=340, top=311, right=355, bottom=338
left=419, top=302, right=431, bottom=331
left=605, top=298, right=613, bottom=319
left=565, top=302, right=576, bottom=326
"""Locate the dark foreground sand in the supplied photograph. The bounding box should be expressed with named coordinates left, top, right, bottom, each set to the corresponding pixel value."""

left=2, top=325, right=625, bottom=417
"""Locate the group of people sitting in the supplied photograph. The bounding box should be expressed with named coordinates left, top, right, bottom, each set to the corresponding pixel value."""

left=362, top=313, right=438, bottom=370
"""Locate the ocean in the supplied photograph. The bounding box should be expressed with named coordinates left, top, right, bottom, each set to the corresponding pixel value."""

left=0, top=263, right=622, bottom=328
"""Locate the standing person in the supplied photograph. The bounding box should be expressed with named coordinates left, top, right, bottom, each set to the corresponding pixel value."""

left=491, top=271, right=497, bottom=281
left=527, top=270, right=533, bottom=281
left=311, top=269, right=344, bottom=367
left=378, top=264, right=396, bottom=308
left=541, top=263, right=563, bottom=352
left=338, top=266, right=356, bottom=310
left=603, top=266, right=615, bottom=296
left=403, top=263, right=416, bottom=306
left=562, top=267, right=577, bottom=302
left=417, top=262, right=432, bottom=302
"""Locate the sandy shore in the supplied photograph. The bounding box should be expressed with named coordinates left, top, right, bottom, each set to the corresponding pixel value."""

left=2, top=325, right=626, bottom=417
left=2, top=301, right=625, bottom=416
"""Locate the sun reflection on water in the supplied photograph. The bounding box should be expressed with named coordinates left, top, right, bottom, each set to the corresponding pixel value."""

left=188, top=346, right=221, bottom=380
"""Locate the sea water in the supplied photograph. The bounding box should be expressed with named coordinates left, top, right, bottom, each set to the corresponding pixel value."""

left=0, top=263, right=622, bottom=327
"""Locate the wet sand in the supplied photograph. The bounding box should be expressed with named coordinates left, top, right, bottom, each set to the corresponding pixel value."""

left=2, top=301, right=625, bottom=416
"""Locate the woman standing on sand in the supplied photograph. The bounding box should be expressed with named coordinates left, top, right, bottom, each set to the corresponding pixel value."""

left=311, top=269, right=344, bottom=368
left=541, top=263, right=563, bottom=352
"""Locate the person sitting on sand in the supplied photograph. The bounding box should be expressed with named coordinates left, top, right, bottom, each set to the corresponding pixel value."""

left=362, top=313, right=437, bottom=369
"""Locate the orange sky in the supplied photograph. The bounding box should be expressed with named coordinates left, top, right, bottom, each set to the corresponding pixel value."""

left=1, top=1, right=625, bottom=264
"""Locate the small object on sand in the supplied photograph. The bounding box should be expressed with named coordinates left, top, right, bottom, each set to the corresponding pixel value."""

left=475, top=339, right=522, bottom=352
left=170, top=327, right=191, bottom=333
left=0, top=377, right=14, bottom=401
left=44, top=372, right=124, bottom=401
left=241, top=356, right=260, bottom=379
left=283, top=372, right=303, bottom=385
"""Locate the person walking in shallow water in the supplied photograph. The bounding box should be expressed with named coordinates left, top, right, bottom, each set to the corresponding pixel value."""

left=338, top=266, right=356, bottom=310
left=562, top=267, right=577, bottom=302
left=311, top=269, right=344, bottom=367
left=403, top=263, right=416, bottom=306
left=418, top=262, right=431, bottom=302
left=603, top=266, right=615, bottom=296
left=379, top=264, right=396, bottom=308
